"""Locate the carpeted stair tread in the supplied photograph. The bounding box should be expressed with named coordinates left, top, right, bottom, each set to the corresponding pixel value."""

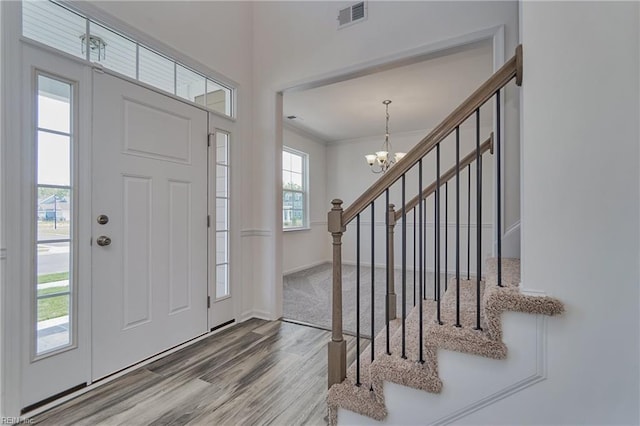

left=327, top=319, right=402, bottom=422
left=427, top=278, right=508, bottom=359
left=328, top=257, right=564, bottom=424
left=482, top=257, right=564, bottom=341
left=372, top=353, right=442, bottom=393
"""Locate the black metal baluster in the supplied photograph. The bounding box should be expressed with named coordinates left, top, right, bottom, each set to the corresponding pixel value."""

left=401, top=174, right=407, bottom=359
left=467, top=163, right=471, bottom=281
left=423, top=198, right=427, bottom=301
left=475, top=109, right=483, bottom=331
left=436, top=143, right=442, bottom=325
left=385, top=188, right=391, bottom=354
left=455, top=127, right=462, bottom=328
left=413, top=207, right=416, bottom=307
left=356, top=214, right=361, bottom=386
left=418, top=159, right=424, bottom=362
left=445, top=181, right=448, bottom=291
left=496, top=90, right=503, bottom=287
left=370, top=201, right=376, bottom=387
left=433, top=195, right=437, bottom=302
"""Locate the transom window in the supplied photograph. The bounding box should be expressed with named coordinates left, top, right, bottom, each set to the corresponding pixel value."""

left=282, top=148, right=308, bottom=230
left=22, top=0, right=234, bottom=117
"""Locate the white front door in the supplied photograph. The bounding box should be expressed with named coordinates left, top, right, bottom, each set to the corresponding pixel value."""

left=91, top=72, right=209, bottom=380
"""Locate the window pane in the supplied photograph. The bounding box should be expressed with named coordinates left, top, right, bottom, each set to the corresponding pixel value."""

left=38, top=132, right=70, bottom=186
left=282, top=151, right=291, bottom=171
left=216, top=264, right=229, bottom=299
left=37, top=242, right=70, bottom=282
left=283, top=191, right=293, bottom=228
left=37, top=188, right=71, bottom=241
left=282, top=171, right=292, bottom=189
left=177, top=65, right=206, bottom=106
left=89, top=23, right=136, bottom=79
left=37, top=294, right=71, bottom=354
left=291, top=172, right=302, bottom=190
left=283, top=190, right=293, bottom=208
left=216, top=198, right=227, bottom=231
left=216, top=232, right=228, bottom=265
left=293, top=192, right=303, bottom=210
left=216, top=132, right=228, bottom=165
left=291, top=153, right=302, bottom=174
left=139, top=47, right=175, bottom=94
left=23, top=0, right=86, bottom=60
left=216, top=166, right=228, bottom=198
left=206, top=80, right=231, bottom=116
left=36, top=241, right=71, bottom=354
left=38, top=75, right=71, bottom=134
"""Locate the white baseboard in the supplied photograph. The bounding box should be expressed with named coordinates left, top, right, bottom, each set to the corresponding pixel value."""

left=240, top=309, right=275, bottom=322
left=342, top=260, right=482, bottom=278
left=283, top=259, right=330, bottom=275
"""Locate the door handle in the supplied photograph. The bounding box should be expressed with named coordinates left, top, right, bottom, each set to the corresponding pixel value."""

left=96, top=236, right=112, bottom=247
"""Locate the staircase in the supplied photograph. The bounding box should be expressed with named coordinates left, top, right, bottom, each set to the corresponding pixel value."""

left=325, top=45, right=564, bottom=424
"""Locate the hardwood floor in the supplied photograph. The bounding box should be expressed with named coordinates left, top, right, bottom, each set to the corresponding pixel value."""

left=33, top=319, right=360, bottom=426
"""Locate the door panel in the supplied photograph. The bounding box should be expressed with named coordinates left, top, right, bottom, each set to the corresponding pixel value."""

left=92, top=71, right=208, bottom=380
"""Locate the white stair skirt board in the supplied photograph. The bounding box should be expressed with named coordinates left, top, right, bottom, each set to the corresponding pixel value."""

left=500, top=221, right=521, bottom=259
left=339, top=312, right=545, bottom=425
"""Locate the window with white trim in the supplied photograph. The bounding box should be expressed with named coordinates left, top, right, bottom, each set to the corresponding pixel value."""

left=215, top=132, right=230, bottom=299
left=282, top=148, right=308, bottom=230
left=35, top=73, right=76, bottom=356
left=22, top=0, right=234, bottom=117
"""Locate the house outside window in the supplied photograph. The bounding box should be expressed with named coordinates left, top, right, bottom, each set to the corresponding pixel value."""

left=282, top=147, right=308, bottom=230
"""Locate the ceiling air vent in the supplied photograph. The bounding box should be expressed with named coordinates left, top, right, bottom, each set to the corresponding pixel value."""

left=338, top=2, right=367, bottom=29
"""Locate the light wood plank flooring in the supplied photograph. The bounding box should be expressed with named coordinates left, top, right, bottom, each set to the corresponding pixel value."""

left=33, top=319, right=360, bottom=426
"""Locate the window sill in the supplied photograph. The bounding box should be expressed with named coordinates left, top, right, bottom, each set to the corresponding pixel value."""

left=283, top=227, right=311, bottom=233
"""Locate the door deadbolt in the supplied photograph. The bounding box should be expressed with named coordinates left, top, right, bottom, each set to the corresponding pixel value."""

left=97, top=214, right=109, bottom=225
left=96, top=236, right=112, bottom=247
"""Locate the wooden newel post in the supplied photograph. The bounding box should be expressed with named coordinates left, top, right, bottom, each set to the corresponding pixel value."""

left=387, top=204, right=397, bottom=320
left=328, top=199, right=346, bottom=388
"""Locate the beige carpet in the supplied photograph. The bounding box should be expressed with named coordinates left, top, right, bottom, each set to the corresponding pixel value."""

left=327, top=257, right=564, bottom=423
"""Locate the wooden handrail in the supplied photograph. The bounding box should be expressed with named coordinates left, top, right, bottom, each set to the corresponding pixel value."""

left=342, top=45, right=522, bottom=226
left=394, top=134, right=493, bottom=222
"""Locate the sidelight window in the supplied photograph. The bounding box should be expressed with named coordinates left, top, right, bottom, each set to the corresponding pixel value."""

left=215, top=132, right=230, bottom=299
left=35, top=74, right=76, bottom=356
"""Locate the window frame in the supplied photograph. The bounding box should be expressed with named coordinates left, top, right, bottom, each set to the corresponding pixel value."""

left=214, top=130, right=231, bottom=301
left=282, top=147, right=309, bottom=231
left=32, top=69, right=79, bottom=360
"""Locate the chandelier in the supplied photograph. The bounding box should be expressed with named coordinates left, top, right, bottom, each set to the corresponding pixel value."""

left=365, top=100, right=405, bottom=174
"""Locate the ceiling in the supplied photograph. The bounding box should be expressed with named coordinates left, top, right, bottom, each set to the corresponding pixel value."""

left=283, top=40, right=493, bottom=143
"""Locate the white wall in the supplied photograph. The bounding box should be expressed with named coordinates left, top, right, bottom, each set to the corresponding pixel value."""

left=328, top=126, right=495, bottom=275
left=282, top=126, right=330, bottom=274
left=462, top=2, right=640, bottom=424
left=253, top=1, right=520, bottom=318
